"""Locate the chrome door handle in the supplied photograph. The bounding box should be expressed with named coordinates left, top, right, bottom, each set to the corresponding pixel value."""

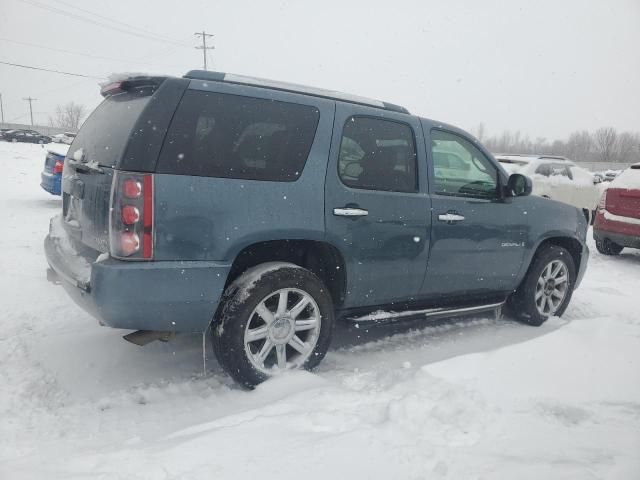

left=333, top=207, right=369, bottom=217
left=438, top=213, right=465, bottom=222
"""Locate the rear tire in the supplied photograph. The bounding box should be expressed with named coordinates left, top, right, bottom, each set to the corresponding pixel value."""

left=507, top=245, right=576, bottom=326
left=595, top=238, right=623, bottom=256
left=212, top=263, right=334, bottom=388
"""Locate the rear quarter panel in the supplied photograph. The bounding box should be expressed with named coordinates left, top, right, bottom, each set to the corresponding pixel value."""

left=153, top=82, right=335, bottom=261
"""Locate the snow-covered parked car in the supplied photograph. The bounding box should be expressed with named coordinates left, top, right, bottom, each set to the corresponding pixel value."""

left=51, top=132, right=77, bottom=145
left=594, top=169, right=622, bottom=183
left=40, top=144, right=70, bottom=195
left=496, top=154, right=603, bottom=223
left=593, top=163, right=640, bottom=255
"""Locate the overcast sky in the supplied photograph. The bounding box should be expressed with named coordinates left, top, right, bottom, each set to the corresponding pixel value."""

left=1, top=0, right=638, bottom=139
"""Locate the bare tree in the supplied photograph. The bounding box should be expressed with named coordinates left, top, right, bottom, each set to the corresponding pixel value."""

left=478, top=126, right=640, bottom=164
left=49, top=102, right=87, bottom=130
left=473, top=123, right=486, bottom=141
left=593, top=127, right=618, bottom=163
left=565, top=130, right=592, bottom=161
left=615, top=132, right=640, bottom=163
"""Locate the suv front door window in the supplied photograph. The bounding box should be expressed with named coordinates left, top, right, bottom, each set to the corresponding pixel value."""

left=431, top=130, right=498, bottom=199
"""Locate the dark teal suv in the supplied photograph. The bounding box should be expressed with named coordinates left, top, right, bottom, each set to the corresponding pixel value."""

left=45, top=71, right=589, bottom=387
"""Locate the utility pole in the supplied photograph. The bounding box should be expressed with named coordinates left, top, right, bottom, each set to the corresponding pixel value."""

left=194, top=31, right=215, bottom=71
left=0, top=93, right=4, bottom=124
left=23, top=97, right=37, bottom=125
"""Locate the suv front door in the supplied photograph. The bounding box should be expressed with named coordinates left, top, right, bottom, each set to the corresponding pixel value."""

left=421, top=126, right=528, bottom=299
left=325, top=104, right=431, bottom=309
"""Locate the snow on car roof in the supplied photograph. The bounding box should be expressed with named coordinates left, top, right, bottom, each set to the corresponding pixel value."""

left=611, top=164, right=640, bottom=189
left=495, top=154, right=574, bottom=165
left=47, top=144, right=70, bottom=157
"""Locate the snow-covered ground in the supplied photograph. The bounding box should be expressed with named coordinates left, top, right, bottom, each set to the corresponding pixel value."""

left=1, top=142, right=639, bottom=479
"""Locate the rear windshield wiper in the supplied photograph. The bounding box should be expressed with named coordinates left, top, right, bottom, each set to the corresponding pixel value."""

left=69, top=159, right=105, bottom=174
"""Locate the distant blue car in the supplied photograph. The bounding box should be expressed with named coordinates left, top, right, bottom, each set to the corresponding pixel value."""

left=40, top=149, right=66, bottom=195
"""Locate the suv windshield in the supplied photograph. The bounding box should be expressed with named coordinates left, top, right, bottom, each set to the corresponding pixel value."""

left=67, top=89, right=151, bottom=167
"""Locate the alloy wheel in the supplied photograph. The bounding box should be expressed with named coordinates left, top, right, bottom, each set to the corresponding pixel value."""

left=244, top=288, right=321, bottom=375
left=535, top=259, right=569, bottom=316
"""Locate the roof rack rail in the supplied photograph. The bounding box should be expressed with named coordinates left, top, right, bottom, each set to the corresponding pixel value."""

left=183, top=70, right=410, bottom=114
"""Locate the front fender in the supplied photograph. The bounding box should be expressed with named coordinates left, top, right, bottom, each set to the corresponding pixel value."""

left=515, top=196, right=588, bottom=285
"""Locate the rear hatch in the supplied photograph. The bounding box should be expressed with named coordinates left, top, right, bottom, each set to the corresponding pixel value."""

left=606, top=165, right=640, bottom=219
left=62, top=88, right=154, bottom=253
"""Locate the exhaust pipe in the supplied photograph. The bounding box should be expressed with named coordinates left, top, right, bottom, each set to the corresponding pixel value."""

left=123, top=330, right=173, bottom=346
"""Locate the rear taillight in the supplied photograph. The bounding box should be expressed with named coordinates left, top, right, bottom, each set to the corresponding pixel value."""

left=598, top=191, right=607, bottom=211
left=110, top=171, right=153, bottom=260
left=53, top=160, right=64, bottom=174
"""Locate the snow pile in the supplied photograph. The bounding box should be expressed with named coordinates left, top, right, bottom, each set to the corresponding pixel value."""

left=1, top=142, right=639, bottom=479
left=48, top=213, right=92, bottom=283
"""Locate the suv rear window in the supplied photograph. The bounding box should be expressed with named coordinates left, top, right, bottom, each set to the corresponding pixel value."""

left=156, top=90, right=320, bottom=181
left=67, top=89, right=152, bottom=167
left=535, top=163, right=573, bottom=179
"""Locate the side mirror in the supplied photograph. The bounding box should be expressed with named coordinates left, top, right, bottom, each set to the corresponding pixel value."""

left=507, top=173, right=532, bottom=197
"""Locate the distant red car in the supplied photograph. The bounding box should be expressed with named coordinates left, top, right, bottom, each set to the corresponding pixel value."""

left=594, top=163, right=640, bottom=255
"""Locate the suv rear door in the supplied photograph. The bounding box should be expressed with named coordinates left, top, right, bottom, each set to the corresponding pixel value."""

left=420, top=125, right=527, bottom=298
left=325, top=104, right=430, bottom=308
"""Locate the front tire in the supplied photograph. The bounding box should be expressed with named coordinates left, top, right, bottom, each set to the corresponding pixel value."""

left=212, top=263, right=334, bottom=388
left=507, top=245, right=576, bottom=326
left=595, top=238, right=623, bottom=256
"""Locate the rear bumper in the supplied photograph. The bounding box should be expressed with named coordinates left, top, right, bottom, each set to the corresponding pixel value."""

left=44, top=217, right=231, bottom=333
left=593, top=228, right=640, bottom=250
left=593, top=210, right=640, bottom=249
left=40, top=171, right=62, bottom=195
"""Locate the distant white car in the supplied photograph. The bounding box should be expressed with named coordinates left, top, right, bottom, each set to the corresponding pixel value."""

left=495, top=154, right=603, bottom=223
left=51, top=132, right=77, bottom=145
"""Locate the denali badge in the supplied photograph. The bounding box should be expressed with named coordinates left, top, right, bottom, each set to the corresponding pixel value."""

left=501, top=242, right=525, bottom=247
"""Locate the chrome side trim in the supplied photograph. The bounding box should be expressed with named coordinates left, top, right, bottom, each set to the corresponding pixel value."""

left=348, top=301, right=505, bottom=323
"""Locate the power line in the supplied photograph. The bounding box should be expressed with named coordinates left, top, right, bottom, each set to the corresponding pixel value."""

left=0, top=60, right=105, bottom=79
left=1, top=78, right=94, bottom=112
left=0, top=37, right=180, bottom=67
left=194, top=31, right=215, bottom=71
left=18, top=0, right=191, bottom=47
left=52, top=0, right=189, bottom=47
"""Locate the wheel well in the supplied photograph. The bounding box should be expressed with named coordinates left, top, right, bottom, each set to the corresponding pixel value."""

left=536, top=236, right=583, bottom=273
left=225, top=240, right=346, bottom=307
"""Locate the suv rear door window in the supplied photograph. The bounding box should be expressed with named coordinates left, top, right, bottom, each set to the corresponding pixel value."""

left=338, top=116, right=417, bottom=192
left=157, top=90, right=320, bottom=181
